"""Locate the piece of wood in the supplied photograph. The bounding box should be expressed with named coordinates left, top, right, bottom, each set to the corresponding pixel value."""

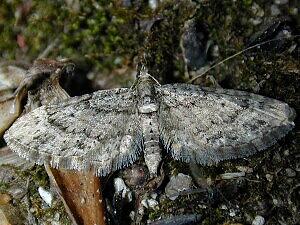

left=46, top=166, right=106, bottom=225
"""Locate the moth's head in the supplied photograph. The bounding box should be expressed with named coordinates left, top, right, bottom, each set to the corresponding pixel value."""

left=136, top=65, right=160, bottom=87
left=136, top=64, right=151, bottom=79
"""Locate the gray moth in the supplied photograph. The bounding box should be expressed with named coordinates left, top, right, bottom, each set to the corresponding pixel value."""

left=4, top=70, right=296, bottom=177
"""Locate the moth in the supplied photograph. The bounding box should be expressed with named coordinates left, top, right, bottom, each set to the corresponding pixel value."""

left=4, top=69, right=296, bottom=177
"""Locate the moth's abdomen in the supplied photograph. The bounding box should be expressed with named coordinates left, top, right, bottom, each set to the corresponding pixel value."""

left=140, top=113, right=161, bottom=177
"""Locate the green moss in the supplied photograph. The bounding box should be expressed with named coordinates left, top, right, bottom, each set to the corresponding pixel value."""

left=0, top=181, right=10, bottom=193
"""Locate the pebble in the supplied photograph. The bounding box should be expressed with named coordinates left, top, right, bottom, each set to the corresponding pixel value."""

left=270, top=4, right=281, bottom=16
left=283, top=150, right=290, bottom=156
left=122, top=165, right=148, bottom=188
left=220, top=204, right=228, bottom=210
left=141, top=198, right=159, bottom=209
left=122, top=0, right=131, bottom=7
left=8, top=187, right=26, bottom=200
left=219, top=172, right=245, bottom=180
left=252, top=215, right=265, bottom=225
left=273, top=198, right=279, bottom=206
left=274, top=0, right=288, bottom=5
left=114, top=178, right=128, bottom=197
left=285, top=168, right=296, bottom=177
left=149, top=214, right=201, bottom=225
left=114, top=177, right=132, bottom=201
left=54, top=212, right=60, bottom=221
left=229, top=209, right=236, bottom=217
left=236, top=166, right=253, bottom=173
left=151, top=192, right=158, bottom=200
left=149, top=0, right=158, bottom=9
left=266, top=174, right=273, bottom=182
left=251, top=3, right=264, bottom=17
left=38, top=187, right=53, bottom=206
left=250, top=18, right=263, bottom=26
left=165, top=173, right=192, bottom=200
left=290, top=7, right=298, bottom=15
left=181, top=18, right=209, bottom=71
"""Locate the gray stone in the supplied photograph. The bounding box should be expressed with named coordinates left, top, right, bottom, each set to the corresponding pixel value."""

left=270, top=4, right=281, bottom=16
left=252, top=215, right=265, bottom=225
left=165, top=173, right=192, bottom=200
left=114, top=177, right=132, bottom=201
left=285, top=168, right=296, bottom=177
left=274, top=0, right=288, bottom=5
left=141, top=198, right=158, bottom=209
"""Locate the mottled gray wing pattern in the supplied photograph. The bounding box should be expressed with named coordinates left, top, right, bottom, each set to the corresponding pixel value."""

left=4, top=88, right=142, bottom=176
left=158, top=84, right=295, bottom=165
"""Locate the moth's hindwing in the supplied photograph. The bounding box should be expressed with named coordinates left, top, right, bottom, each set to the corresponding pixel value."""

left=158, top=84, right=295, bottom=165
left=4, top=88, right=142, bottom=176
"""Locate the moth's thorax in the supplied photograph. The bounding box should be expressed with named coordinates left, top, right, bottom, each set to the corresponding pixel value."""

left=137, top=76, right=159, bottom=113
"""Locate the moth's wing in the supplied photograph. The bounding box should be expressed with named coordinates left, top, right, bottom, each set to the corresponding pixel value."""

left=4, top=88, right=142, bottom=176
left=158, top=84, right=295, bottom=165
left=0, top=147, right=34, bottom=168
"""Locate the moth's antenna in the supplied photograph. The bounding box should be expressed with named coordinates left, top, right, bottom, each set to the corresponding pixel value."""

left=136, top=52, right=148, bottom=79
left=136, top=63, right=161, bottom=86
left=188, top=35, right=300, bottom=84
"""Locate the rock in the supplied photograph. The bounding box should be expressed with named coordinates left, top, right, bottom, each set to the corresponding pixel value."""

left=150, top=192, right=158, bottom=200
left=114, top=177, right=132, bottom=201
left=211, top=45, right=220, bottom=57
left=285, top=168, right=296, bottom=177
left=181, top=19, right=210, bottom=72
left=265, top=174, right=273, bottom=182
left=274, top=0, right=288, bottom=5
left=220, top=204, right=228, bottom=210
left=114, top=177, right=128, bottom=194
left=251, top=3, right=264, bottom=17
left=252, top=215, right=265, bottom=225
left=229, top=209, right=236, bottom=217
left=250, top=18, right=263, bottom=26
left=165, top=173, right=192, bottom=200
left=270, top=4, right=281, bottom=16
left=149, top=0, right=158, bottom=9
left=141, top=198, right=158, bottom=209
left=149, top=214, right=201, bottom=225
left=38, top=187, right=53, bottom=206
left=122, top=0, right=131, bottom=7
left=290, top=7, right=298, bottom=15
left=236, top=166, right=253, bottom=173
left=122, top=165, right=149, bottom=188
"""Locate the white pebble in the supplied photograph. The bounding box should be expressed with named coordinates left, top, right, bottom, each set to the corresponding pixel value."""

left=114, top=178, right=129, bottom=198
left=141, top=198, right=158, bottom=209
left=229, top=209, right=236, bottom=217
left=252, top=215, right=265, bottom=225
left=38, top=187, right=53, bottom=206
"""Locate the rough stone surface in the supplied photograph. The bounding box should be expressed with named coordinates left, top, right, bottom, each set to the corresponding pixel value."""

left=252, top=215, right=265, bottom=225
left=165, top=173, right=192, bottom=200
